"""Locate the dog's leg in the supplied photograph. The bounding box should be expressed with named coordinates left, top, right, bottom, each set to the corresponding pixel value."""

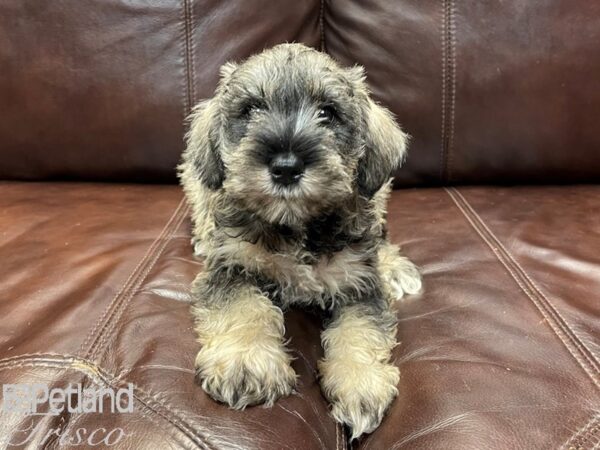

left=378, top=242, right=422, bottom=301
left=319, top=303, right=399, bottom=439
left=191, top=280, right=296, bottom=409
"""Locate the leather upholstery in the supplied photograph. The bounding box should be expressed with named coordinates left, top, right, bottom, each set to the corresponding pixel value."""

left=326, top=0, right=600, bottom=186
left=0, top=0, right=320, bottom=182
left=1, top=183, right=598, bottom=448
left=2, top=1, right=599, bottom=185
left=1, top=0, right=599, bottom=448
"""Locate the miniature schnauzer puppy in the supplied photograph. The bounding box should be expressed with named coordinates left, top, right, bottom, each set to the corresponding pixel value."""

left=179, top=43, right=422, bottom=439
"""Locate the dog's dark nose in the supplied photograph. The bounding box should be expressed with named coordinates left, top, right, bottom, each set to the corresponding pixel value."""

left=269, top=153, right=304, bottom=186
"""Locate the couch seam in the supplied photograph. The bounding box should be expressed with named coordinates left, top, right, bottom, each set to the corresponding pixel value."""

left=445, top=187, right=600, bottom=390
left=440, top=0, right=456, bottom=183
left=447, top=0, right=456, bottom=182
left=449, top=188, right=600, bottom=374
left=185, top=0, right=196, bottom=108
left=89, top=200, right=189, bottom=363
left=181, top=0, right=195, bottom=117
left=180, top=0, right=189, bottom=119
left=339, top=424, right=346, bottom=449
left=0, top=354, right=216, bottom=450
left=0, top=352, right=75, bottom=365
left=79, top=197, right=186, bottom=360
left=319, top=0, right=326, bottom=52
left=562, top=413, right=600, bottom=450
left=439, top=0, right=447, bottom=183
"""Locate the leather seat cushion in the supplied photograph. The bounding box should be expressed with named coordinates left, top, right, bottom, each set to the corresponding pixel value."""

left=0, top=182, right=598, bottom=448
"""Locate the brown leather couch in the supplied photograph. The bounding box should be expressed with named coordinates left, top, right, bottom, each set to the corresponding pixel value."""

left=1, top=1, right=599, bottom=449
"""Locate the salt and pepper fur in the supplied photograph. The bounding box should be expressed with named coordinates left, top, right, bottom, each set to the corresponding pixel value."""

left=179, top=43, right=422, bottom=440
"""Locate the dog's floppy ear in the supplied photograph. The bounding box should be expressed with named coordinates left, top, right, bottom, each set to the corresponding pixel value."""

left=185, top=99, right=224, bottom=190
left=183, top=62, right=238, bottom=190
left=347, top=66, right=409, bottom=198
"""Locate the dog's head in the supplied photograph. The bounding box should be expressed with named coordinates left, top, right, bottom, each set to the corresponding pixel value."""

left=185, top=43, right=408, bottom=226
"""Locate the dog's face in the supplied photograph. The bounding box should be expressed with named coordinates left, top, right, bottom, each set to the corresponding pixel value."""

left=186, top=44, right=408, bottom=226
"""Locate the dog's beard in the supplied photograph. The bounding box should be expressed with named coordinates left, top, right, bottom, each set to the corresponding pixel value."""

left=223, top=154, right=354, bottom=227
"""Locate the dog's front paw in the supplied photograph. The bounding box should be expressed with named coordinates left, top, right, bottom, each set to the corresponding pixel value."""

left=195, top=343, right=296, bottom=409
left=379, top=245, right=422, bottom=300
left=319, top=360, right=400, bottom=440
left=387, top=258, right=422, bottom=299
left=191, top=236, right=207, bottom=257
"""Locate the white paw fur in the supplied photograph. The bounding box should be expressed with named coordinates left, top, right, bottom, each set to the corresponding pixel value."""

left=193, top=288, right=297, bottom=408
left=320, top=305, right=399, bottom=439
left=379, top=243, right=422, bottom=300
left=320, top=359, right=399, bottom=439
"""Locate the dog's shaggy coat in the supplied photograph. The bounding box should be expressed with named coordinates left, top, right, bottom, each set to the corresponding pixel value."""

left=179, top=43, right=421, bottom=439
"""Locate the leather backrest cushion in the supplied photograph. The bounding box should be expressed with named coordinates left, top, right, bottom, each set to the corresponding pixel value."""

left=326, top=0, right=600, bottom=185
left=0, top=0, right=320, bottom=182
left=2, top=1, right=599, bottom=185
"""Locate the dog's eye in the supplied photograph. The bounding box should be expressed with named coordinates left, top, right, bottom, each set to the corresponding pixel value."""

left=317, top=106, right=336, bottom=124
left=240, top=103, right=263, bottom=119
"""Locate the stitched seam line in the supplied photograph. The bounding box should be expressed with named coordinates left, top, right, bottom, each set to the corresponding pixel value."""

left=77, top=200, right=186, bottom=422
left=182, top=0, right=194, bottom=116
left=440, top=0, right=456, bottom=183
left=439, top=0, right=447, bottom=183
left=180, top=1, right=188, bottom=119
left=180, top=0, right=191, bottom=118
left=446, top=0, right=456, bottom=182
left=79, top=198, right=186, bottom=360
left=0, top=354, right=214, bottom=449
left=337, top=424, right=344, bottom=450
left=90, top=201, right=187, bottom=361
left=450, top=188, right=600, bottom=374
left=562, top=413, right=600, bottom=449
left=79, top=198, right=186, bottom=358
left=89, top=201, right=189, bottom=363
left=80, top=199, right=186, bottom=359
left=184, top=0, right=196, bottom=108
left=319, top=0, right=326, bottom=52
left=446, top=187, right=600, bottom=390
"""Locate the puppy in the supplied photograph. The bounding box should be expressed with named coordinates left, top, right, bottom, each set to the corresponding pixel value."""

left=179, top=43, right=422, bottom=439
